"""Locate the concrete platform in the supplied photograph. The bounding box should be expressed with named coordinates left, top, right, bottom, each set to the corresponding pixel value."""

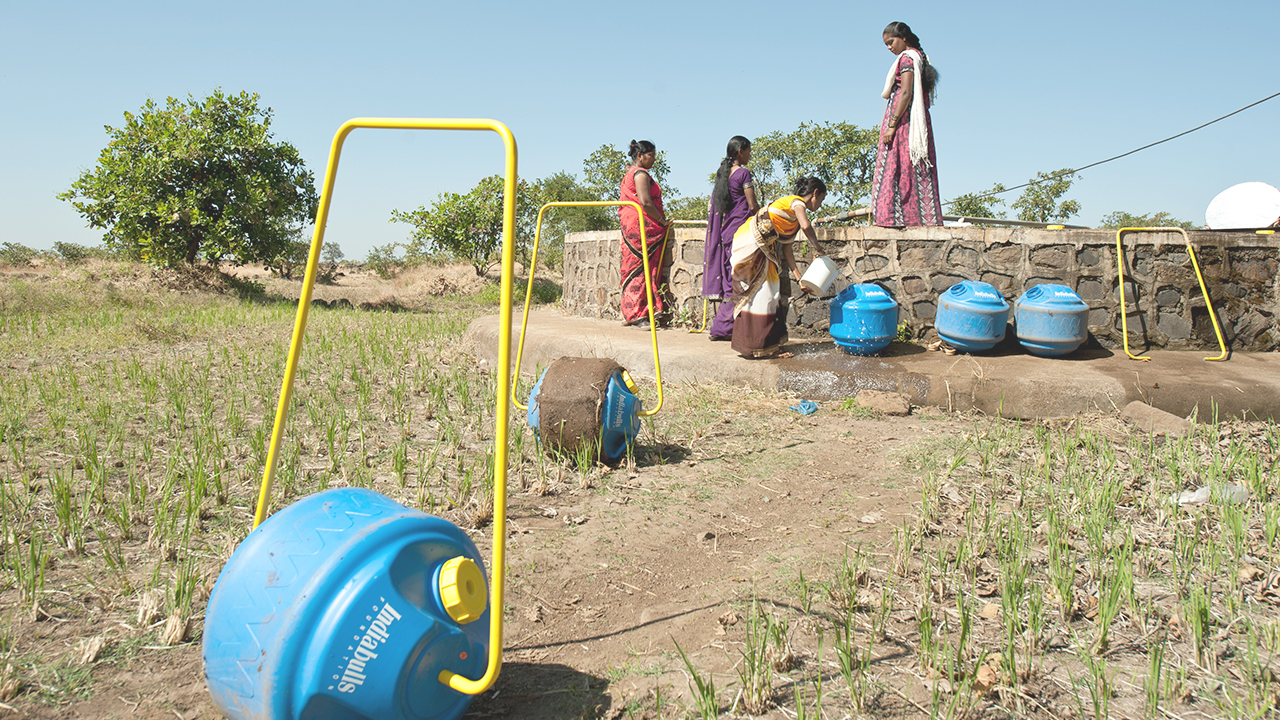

left=464, top=309, right=1280, bottom=421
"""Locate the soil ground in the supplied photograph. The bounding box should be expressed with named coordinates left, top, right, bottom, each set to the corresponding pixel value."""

left=2, top=261, right=1276, bottom=720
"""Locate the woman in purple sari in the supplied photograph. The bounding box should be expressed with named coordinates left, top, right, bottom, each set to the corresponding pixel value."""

left=871, top=21, right=942, bottom=227
left=702, top=136, right=759, bottom=340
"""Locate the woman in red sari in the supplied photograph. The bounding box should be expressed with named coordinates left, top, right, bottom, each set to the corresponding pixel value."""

left=618, top=140, right=673, bottom=329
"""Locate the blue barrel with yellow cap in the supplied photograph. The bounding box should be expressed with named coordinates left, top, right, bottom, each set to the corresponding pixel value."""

left=202, top=488, right=489, bottom=720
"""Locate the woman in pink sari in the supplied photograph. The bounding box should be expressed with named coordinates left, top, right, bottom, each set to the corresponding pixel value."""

left=618, top=140, right=673, bottom=329
left=871, top=21, right=942, bottom=227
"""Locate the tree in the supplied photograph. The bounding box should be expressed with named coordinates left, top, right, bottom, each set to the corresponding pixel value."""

left=946, top=184, right=1008, bottom=223
left=390, top=175, right=533, bottom=277
left=750, top=121, right=878, bottom=214
left=59, top=90, right=319, bottom=266
left=522, top=171, right=615, bottom=271
left=581, top=144, right=676, bottom=214
left=364, top=242, right=404, bottom=279
left=528, top=171, right=614, bottom=235
left=1011, top=169, right=1081, bottom=223
left=666, top=195, right=710, bottom=222
left=1099, top=211, right=1196, bottom=230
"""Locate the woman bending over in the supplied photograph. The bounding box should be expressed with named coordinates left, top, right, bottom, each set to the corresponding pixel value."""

left=730, top=176, right=827, bottom=359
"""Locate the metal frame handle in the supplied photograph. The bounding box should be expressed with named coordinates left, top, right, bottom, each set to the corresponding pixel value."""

left=1115, top=226, right=1228, bottom=362
left=510, top=201, right=666, bottom=416
left=251, top=118, right=517, bottom=697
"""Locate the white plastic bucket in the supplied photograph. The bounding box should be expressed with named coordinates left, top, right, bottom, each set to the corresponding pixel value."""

left=799, top=255, right=839, bottom=295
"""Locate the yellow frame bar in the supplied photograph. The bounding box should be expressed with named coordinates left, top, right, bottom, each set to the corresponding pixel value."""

left=688, top=297, right=709, bottom=334
left=250, top=117, right=516, bottom=696
left=1115, top=227, right=1228, bottom=362
left=510, top=201, right=665, bottom=417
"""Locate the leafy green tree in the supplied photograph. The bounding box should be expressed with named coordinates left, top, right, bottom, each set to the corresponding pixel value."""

left=263, top=233, right=309, bottom=280
left=665, top=195, right=710, bottom=221
left=946, top=184, right=1008, bottom=223
left=528, top=171, right=612, bottom=232
left=317, top=241, right=345, bottom=283
left=390, top=175, right=533, bottom=276
left=52, top=241, right=108, bottom=264
left=59, top=90, right=319, bottom=266
left=364, top=242, right=404, bottom=279
left=1098, top=211, right=1196, bottom=230
left=523, top=171, right=616, bottom=271
left=750, top=121, right=878, bottom=214
left=1011, top=169, right=1081, bottom=223
left=0, top=243, right=40, bottom=267
left=580, top=144, right=676, bottom=207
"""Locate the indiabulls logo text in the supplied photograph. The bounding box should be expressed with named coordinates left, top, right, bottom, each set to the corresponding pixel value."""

left=332, top=599, right=402, bottom=694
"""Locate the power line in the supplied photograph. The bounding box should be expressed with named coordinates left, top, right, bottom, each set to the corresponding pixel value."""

left=945, top=90, right=1280, bottom=206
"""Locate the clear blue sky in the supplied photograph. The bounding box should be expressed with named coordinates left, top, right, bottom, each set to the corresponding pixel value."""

left=3, top=0, right=1277, bottom=260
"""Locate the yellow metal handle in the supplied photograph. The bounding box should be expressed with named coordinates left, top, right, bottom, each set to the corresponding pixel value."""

left=1115, top=227, right=1228, bottom=362
left=688, top=297, right=709, bottom=334
left=250, top=117, right=516, bottom=697
left=510, top=201, right=665, bottom=417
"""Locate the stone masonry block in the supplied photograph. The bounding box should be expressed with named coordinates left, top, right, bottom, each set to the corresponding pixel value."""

left=1030, top=246, right=1070, bottom=269
left=900, top=244, right=944, bottom=267
left=947, top=245, right=979, bottom=267
left=1076, top=279, right=1105, bottom=301
left=986, top=243, right=1022, bottom=266
left=855, top=254, right=890, bottom=273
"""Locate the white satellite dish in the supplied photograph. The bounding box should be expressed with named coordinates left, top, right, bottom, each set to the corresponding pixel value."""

left=1205, top=182, right=1280, bottom=229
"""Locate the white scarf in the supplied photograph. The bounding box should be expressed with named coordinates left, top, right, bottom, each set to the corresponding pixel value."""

left=881, top=49, right=930, bottom=168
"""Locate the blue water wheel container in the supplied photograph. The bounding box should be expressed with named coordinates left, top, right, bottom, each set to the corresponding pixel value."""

left=527, top=357, right=641, bottom=463
left=829, top=283, right=899, bottom=355
left=1013, top=283, right=1090, bottom=357
left=935, top=281, right=1010, bottom=353
left=203, top=488, right=490, bottom=720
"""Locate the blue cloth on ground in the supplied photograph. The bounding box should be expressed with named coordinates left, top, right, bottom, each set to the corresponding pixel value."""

left=789, top=400, right=818, bottom=415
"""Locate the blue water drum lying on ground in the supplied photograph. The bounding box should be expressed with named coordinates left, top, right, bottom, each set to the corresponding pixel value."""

left=829, top=283, right=899, bottom=355
left=528, top=357, right=641, bottom=462
left=935, top=281, right=1010, bottom=353
left=1014, top=283, right=1090, bottom=357
left=203, top=488, right=489, bottom=720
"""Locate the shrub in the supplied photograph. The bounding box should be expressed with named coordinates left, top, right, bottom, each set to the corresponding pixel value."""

left=365, top=242, right=405, bottom=280
left=0, top=242, right=39, bottom=267
left=53, top=241, right=107, bottom=264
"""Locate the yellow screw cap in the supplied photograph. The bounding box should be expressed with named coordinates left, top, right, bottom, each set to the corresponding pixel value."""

left=439, top=556, right=486, bottom=624
left=620, top=370, right=639, bottom=395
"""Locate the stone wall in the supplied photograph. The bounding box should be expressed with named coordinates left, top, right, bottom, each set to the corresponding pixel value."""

left=561, top=226, right=1280, bottom=351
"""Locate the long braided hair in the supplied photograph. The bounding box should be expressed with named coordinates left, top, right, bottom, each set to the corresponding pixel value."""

left=711, top=136, right=751, bottom=217
left=883, top=21, right=939, bottom=101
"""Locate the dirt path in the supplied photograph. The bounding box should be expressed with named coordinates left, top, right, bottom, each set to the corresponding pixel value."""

left=467, top=405, right=958, bottom=719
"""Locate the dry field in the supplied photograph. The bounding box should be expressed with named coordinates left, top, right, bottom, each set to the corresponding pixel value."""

left=0, top=259, right=1278, bottom=720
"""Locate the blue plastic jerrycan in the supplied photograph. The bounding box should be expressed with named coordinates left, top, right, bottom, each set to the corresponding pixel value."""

left=1014, top=283, right=1090, bottom=357
left=527, top=362, right=642, bottom=462
left=829, top=283, right=900, bottom=355
left=935, top=280, right=1010, bottom=353
left=203, top=488, right=489, bottom=720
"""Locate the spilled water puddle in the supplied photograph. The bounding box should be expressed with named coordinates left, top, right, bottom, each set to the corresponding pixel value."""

left=776, top=342, right=931, bottom=401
